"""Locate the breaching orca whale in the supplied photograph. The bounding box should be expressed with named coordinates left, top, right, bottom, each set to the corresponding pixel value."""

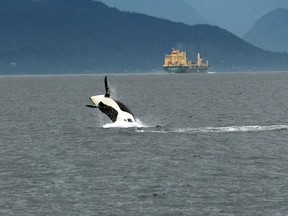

left=86, top=76, right=136, bottom=123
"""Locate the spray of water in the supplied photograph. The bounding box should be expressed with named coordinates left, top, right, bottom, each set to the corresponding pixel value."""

left=103, top=119, right=148, bottom=128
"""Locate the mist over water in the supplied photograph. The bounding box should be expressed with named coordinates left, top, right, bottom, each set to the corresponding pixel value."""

left=1, top=72, right=288, bottom=215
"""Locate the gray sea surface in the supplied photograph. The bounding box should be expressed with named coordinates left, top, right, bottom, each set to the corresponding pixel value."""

left=1, top=72, right=288, bottom=215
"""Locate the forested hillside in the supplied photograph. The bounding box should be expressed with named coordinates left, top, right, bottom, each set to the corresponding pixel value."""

left=1, top=0, right=288, bottom=74
left=244, top=8, right=288, bottom=53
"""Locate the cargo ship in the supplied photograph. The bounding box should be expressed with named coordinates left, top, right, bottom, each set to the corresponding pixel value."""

left=163, top=49, right=209, bottom=73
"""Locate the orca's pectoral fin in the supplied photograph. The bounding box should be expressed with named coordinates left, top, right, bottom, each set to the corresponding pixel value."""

left=85, top=105, right=97, bottom=108
left=104, top=76, right=110, bottom=97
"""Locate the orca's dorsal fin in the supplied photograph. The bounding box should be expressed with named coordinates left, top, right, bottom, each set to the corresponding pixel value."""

left=104, top=76, right=110, bottom=97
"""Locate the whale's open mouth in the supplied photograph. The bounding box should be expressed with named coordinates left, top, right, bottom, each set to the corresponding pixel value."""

left=89, top=97, right=97, bottom=107
left=85, top=97, right=97, bottom=108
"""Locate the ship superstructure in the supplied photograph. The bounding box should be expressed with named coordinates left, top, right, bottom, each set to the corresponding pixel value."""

left=163, top=49, right=209, bottom=73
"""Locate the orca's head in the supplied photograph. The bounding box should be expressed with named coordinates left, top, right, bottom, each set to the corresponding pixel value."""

left=90, top=95, right=105, bottom=107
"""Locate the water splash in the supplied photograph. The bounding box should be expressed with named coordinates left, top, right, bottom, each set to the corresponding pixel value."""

left=103, top=119, right=148, bottom=128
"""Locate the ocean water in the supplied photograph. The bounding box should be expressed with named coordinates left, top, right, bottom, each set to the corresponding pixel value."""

left=1, top=72, right=288, bottom=215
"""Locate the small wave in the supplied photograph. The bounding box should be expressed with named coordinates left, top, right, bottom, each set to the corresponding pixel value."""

left=103, top=119, right=148, bottom=128
left=135, top=125, right=288, bottom=134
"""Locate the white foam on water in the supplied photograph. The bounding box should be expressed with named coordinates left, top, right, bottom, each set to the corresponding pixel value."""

left=135, top=125, right=288, bottom=134
left=102, top=119, right=148, bottom=129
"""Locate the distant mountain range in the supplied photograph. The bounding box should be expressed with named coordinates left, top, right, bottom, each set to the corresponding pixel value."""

left=244, top=8, right=288, bottom=53
left=100, top=0, right=212, bottom=26
left=102, top=0, right=288, bottom=37
left=1, top=0, right=288, bottom=74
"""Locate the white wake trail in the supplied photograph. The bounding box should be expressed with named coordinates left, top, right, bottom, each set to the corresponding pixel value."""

left=135, top=125, right=288, bottom=134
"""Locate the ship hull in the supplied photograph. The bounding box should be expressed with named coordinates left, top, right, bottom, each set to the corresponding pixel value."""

left=163, top=66, right=208, bottom=73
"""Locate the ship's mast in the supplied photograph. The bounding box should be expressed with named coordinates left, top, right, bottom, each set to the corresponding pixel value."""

left=197, top=53, right=202, bottom=66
